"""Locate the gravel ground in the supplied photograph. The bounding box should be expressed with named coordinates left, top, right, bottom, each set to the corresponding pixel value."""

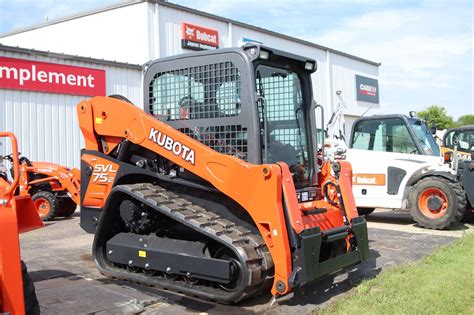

left=20, top=209, right=472, bottom=314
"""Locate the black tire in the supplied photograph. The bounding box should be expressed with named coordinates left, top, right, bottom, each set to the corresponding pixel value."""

left=461, top=205, right=473, bottom=223
left=409, top=177, right=466, bottom=229
left=22, top=261, right=40, bottom=315
left=58, top=198, right=77, bottom=217
left=32, top=191, right=58, bottom=221
left=357, top=207, right=375, bottom=216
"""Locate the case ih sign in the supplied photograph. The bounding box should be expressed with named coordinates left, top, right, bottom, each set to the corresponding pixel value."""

left=355, top=75, right=379, bottom=104
left=181, top=23, right=219, bottom=51
left=0, top=57, right=106, bottom=96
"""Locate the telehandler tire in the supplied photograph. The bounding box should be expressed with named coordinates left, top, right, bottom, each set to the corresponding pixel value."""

left=409, top=177, right=465, bottom=229
left=22, top=260, right=40, bottom=315
left=357, top=207, right=375, bottom=216
left=32, top=191, right=58, bottom=221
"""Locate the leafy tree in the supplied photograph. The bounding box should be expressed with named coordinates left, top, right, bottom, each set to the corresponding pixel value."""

left=456, top=114, right=474, bottom=126
left=417, top=105, right=455, bottom=130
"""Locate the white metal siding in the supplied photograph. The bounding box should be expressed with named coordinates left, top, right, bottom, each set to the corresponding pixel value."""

left=0, top=3, right=150, bottom=64
left=154, top=10, right=337, bottom=120
left=158, top=5, right=229, bottom=58
left=0, top=1, right=381, bottom=168
left=0, top=49, right=142, bottom=168
left=331, top=54, right=380, bottom=116
left=230, top=24, right=329, bottom=111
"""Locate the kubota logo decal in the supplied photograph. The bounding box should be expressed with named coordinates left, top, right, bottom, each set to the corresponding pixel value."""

left=92, top=164, right=117, bottom=183
left=149, top=128, right=195, bottom=165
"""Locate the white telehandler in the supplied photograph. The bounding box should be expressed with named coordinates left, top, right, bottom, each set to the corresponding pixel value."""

left=325, top=106, right=466, bottom=230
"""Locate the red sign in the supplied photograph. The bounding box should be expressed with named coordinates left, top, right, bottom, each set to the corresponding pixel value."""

left=0, top=57, right=106, bottom=96
left=181, top=23, right=219, bottom=51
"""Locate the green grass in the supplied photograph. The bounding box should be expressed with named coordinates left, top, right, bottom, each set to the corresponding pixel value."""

left=318, top=233, right=474, bottom=315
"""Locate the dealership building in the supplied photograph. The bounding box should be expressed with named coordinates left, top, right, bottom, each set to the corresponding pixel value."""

left=0, top=0, right=380, bottom=168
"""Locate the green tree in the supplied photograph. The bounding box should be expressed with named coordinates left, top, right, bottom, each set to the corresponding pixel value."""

left=417, top=105, right=455, bottom=130
left=456, top=114, right=474, bottom=126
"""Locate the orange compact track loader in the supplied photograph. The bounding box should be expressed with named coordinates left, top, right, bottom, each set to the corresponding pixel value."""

left=0, top=132, right=44, bottom=314
left=77, top=45, right=369, bottom=303
left=1, top=153, right=80, bottom=221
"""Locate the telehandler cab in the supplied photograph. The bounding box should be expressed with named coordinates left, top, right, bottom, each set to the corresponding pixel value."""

left=77, top=45, right=369, bottom=303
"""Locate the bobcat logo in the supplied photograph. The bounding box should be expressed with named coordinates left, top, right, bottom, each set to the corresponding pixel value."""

left=185, top=26, right=195, bottom=37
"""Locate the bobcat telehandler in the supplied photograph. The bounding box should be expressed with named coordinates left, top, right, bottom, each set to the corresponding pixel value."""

left=0, top=132, right=44, bottom=314
left=344, top=113, right=466, bottom=229
left=77, top=44, right=369, bottom=304
left=1, top=153, right=81, bottom=221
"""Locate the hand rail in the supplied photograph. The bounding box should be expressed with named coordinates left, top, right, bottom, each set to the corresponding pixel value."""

left=0, top=132, right=20, bottom=199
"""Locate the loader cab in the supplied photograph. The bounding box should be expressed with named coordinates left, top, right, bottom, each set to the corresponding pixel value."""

left=443, top=126, right=474, bottom=156
left=144, top=44, right=318, bottom=191
left=350, top=114, right=440, bottom=157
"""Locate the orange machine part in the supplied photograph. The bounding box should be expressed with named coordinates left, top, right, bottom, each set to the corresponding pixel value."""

left=17, top=161, right=81, bottom=205
left=77, top=97, right=356, bottom=295
left=0, top=132, right=44, bottom=315
left=81, top=154, right=119, bottom=208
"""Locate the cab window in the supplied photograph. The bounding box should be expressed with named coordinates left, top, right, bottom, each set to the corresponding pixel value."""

left=352, top=118, right=419, bottom=154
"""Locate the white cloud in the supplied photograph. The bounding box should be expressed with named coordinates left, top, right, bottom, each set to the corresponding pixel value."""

left=300, top=5, right=472, bottom=117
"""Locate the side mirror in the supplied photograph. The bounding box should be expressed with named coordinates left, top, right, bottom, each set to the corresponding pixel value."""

left=430, top=122, right=437, bottom=135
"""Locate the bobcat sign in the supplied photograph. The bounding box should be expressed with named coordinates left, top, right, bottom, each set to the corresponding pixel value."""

left=181, top=22, right=219, bottom=51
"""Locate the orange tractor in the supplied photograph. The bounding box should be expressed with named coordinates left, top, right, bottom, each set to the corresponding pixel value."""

left=0, top=132, right=44, bottom=314
left=77, top=45, right=369, bottom=303
left=1, top=153, right=80, bottom=221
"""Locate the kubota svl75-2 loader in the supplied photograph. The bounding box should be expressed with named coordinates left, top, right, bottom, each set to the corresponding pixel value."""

left=77, top=44, right=369, bottom=303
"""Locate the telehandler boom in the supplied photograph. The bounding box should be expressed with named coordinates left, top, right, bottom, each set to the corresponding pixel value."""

left=78, top=45, right=369, bottom=303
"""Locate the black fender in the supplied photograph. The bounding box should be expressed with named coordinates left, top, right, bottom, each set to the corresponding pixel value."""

left=406, top=170, right=457, bottom=187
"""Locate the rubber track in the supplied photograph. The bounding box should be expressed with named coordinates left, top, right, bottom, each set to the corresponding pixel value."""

left=107, top=183, right=274, bottom=303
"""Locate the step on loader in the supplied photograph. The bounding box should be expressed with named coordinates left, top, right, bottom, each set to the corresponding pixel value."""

left=0, top=132, right=44, bottom=314
left=77, top=44, right=369, bottom=303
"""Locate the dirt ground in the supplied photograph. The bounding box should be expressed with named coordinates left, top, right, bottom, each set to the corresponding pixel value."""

left=20, top=209, right=473, bottom=314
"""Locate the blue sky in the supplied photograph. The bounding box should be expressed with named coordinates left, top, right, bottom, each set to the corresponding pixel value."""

left=0, top=0, right=472, bottom=119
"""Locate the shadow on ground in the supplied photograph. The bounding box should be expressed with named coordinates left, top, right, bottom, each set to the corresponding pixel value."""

left=366, top=210, right=472, bottom=231
left=89, top=247, right=381, bottom=314
left=29, top=269, right=77, bottom=282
